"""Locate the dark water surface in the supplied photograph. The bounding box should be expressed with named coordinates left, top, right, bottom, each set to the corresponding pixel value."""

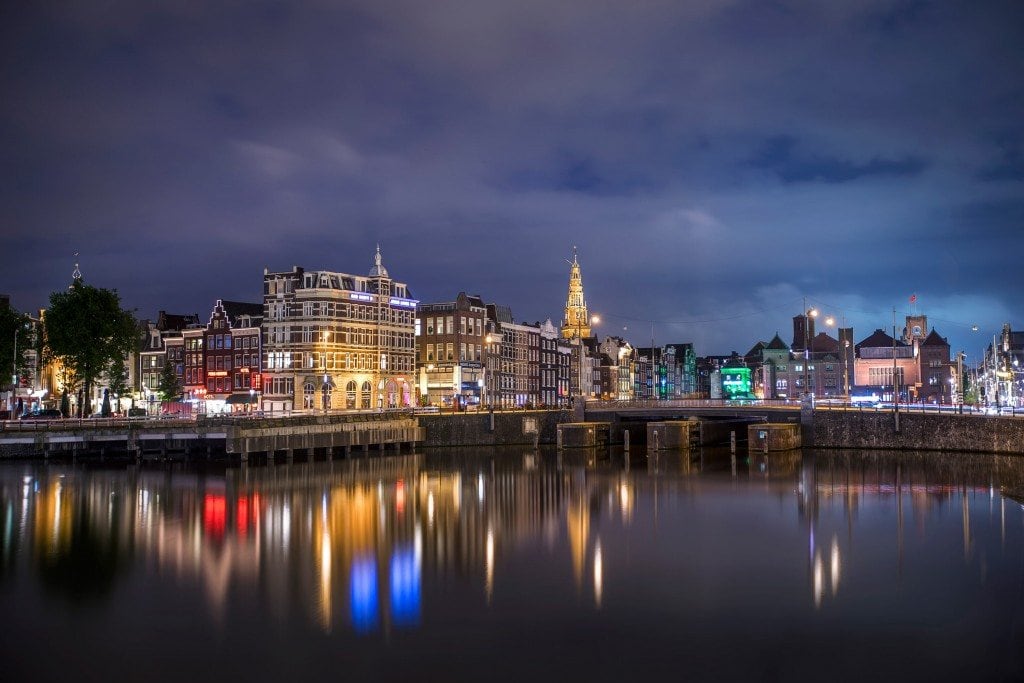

left=1, top=447, right=1022, bottom=682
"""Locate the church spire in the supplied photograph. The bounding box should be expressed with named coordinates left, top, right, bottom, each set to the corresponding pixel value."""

left=70, top=251, right=82, bottom=289
left=561, top=246, right=591, bottom=339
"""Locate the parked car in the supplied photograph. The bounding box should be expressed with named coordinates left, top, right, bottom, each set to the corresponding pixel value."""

left=19, top=409, right=63, bottom=420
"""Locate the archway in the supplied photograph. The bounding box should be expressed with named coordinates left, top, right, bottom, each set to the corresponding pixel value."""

left=346, top=380, right=357, bottom=410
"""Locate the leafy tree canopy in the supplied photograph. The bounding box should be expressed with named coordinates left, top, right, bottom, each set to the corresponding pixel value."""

left=0, top=305, right=32, bottom=389
left=107, top=359, right=130, bottom=399
left=44, top=281, right=137, bottom=415
left=157, top=357, right=182, bottom=401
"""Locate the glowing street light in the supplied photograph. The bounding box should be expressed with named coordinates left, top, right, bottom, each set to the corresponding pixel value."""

left=802, top=300, right=818, bottom=399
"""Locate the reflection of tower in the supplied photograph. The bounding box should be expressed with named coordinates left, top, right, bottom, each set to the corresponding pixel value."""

left=566, top=496, right=590, bottom=590
left=561, top=247, right=591, bottom=339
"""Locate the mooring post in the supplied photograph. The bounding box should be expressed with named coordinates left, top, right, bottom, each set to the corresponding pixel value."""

left=624, top=429, right=630, bottom=453
left=730, top=431, right=736, bottom=454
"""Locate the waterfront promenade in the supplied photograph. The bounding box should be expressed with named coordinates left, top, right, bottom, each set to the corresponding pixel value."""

left=2, top=400, right=1023, bottom=458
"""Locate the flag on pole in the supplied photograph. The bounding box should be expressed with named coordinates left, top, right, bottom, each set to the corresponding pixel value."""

left=909, top=294, right=917, bottom=304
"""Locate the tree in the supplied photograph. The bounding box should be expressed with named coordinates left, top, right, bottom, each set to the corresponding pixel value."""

left=106, top=359, right=130, bottom=406
left=158, top=357, right=182, bottom=401
left=0, top=305, right=32, bottom=393
left=44, top=281, right=137, bottom=417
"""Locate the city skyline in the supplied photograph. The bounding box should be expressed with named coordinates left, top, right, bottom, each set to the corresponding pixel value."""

left=2, top=1, right=1022, bottom=358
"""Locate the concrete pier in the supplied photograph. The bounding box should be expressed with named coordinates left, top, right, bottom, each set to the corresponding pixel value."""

left=646, top=421, right=698, bottom=451
left=748, top=423, right=801, bottom=452
left=557, top=422, right=610, bottom=449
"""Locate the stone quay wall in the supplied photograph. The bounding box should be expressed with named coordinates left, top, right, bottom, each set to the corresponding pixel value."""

left=812, top=411, right=1024, bottom=455
left=419, top=410, right=571, bottom=448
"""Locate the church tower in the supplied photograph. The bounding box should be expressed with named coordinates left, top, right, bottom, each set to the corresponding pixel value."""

left=561, top=247, right=591, bottom=339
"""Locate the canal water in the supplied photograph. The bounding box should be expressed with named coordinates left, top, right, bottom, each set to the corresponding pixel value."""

left=1, top=447, right=1022, bottom=682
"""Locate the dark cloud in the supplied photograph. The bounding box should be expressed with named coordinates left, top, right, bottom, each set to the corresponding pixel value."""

left=1, top=0, right=1022, bottom=357
left=977, top=143, right=1024, bottom=181
left=750, top=135, right=928, bottom=183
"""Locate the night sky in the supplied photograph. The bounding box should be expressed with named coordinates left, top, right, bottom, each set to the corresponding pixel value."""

left=2, top=1, right=1022, bottom=360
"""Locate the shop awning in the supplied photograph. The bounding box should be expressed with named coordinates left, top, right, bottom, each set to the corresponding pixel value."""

left=225, top=393, right=258, bottom=404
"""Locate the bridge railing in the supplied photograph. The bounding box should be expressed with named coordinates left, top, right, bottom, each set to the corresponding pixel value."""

left=814, top=402, right=1022, bottom=417
left=585, top=398, right=801, bottom=410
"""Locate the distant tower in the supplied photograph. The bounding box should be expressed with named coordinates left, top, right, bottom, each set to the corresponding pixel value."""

left=561, top=247, right=591, bottom=339
left=904, top=314, right=927, bottom=344
left=70, top=252, right=82, bottom=289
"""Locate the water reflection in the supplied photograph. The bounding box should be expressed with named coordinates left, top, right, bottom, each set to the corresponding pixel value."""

left=0, top=447, right=1022, bottom=646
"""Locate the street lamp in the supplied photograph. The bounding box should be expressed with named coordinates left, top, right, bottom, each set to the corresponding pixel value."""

left=571, top=314, right=599, bottom=403
left=802, top=299, right=818, bottom=401
left=321, top=330, right=330, bottom=412
left=10, top=326, right=17, bottom=416
left=484, top=335, right=493, bottom=409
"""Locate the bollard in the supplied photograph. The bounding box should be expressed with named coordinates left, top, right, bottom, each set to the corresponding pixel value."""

left=533, top=431, right=539, bottom=450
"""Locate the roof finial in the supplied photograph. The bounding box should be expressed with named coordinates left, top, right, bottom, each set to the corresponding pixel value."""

left=71, top=251, right=82, bottom=286
left=369, top=244, right=389, bottom=278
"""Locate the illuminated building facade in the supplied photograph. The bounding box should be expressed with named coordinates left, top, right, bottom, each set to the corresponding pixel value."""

left=538, top=319, right=571, bottom=407
left=261, top=248, right=417, bottom=414
left=416, top=292, right=487, bottom=408
left=201, top=300, right=263, bottom=413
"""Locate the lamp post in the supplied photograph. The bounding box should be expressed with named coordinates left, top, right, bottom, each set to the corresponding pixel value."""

left=571, top=314, right=599, bottom=403
left=802, top=299, right=818, bottom=401
left=321, top=330, right=330, bottom=412
left=484, top=334, right=492, bottom=409
left=10, top=326, right=17, bottom=416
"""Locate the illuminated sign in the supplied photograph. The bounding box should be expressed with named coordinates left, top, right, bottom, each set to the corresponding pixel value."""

left=389, top=298, right=417, bottom=309
left=208, top=371, right=228, bottom=377
left=721, top=367, right=754, bottom=400
left=350, top=293, right=374, bottom=302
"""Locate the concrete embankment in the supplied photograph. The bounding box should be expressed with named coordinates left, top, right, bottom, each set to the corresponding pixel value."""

left=813, top=410, right=1024, bottom=455
left=419, top=410, right=570, bottom=447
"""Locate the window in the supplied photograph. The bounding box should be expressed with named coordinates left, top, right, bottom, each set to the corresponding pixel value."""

left=446, top=316, right=453, bottom=334
left=427, top=344, right=434, bottom=362
left=447, top=343, right=454, bottom=361
left=460, top=317, right=466, bottom=335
